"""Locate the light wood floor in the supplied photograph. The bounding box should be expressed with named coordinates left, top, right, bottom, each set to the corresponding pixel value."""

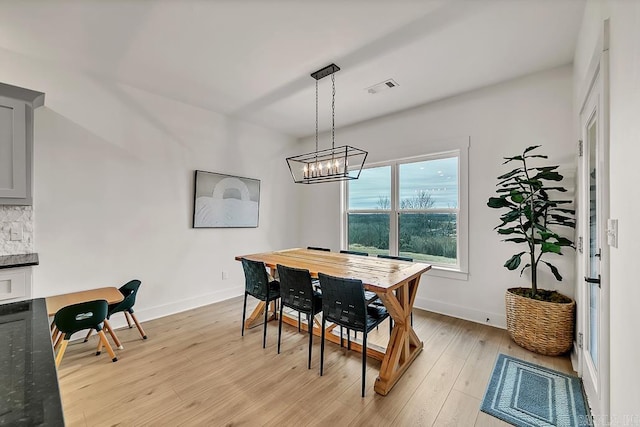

left=57, top=296, right=574, bottom=426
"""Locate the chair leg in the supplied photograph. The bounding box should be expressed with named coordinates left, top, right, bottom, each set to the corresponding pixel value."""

left=277, top=303, right=284, bottom=354
left=124, top=311, right=134, bottom=328
left=55, top=337, right=70, bottom=368
left=347, top=329, right=351, bottom=350
left=362, top=331, right=368, bottom=397
left=97, top=329, right=118, bottom=362
left=51, top=327, right=60, bottom=344
left=340, top=326, right=344, bottom=347
left=241, top=293, right=248, bottom=336
left=104, top=319, right=124, bottom=350
left=262, top=298, right=269, bottom=348
left=411, top=311, right=413, bottom=326
left=83, top=328, right=93, bottom=343
left=129, top=311, right=147, bottom=339
left=320, top=316, right=326, bottom=376
left=54, top=332, right=64, bottom=351
left=298, top=312, right=301, bottom=332
left=307, top=312, right=313, bottom=369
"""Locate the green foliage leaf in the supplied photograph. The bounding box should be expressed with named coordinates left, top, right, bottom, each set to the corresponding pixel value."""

left=496, top=228, right=522, bottom=235
left=526, top=154, right=549, bottom=159
left=497, top=168, right=523, bottom=180
left=502, top=155, right=523, bottom=164
left=539, top=231, right=553, bottom=240
left=543, top=261, right=563, bottom=281
left=519, top=179, right=543, bottom=190
left=504, top=237, right=528, bottom=243
left=533, top=171, right=563, bottom=181
left=534, top=166, right=559, bottom=172
left=487, top=197, right=514, bottom=209
left=542, top=186, right=567, bottom=192
left=523, top=145, right=541, bottom=154
left=541, top=242, right=562, bottom=254
left=555, top=236, right=574, bottom=247
left=504, top=252, right=525, bottom=270
left=499, top=210, right=522, bottom=226
left=510, top=190, right=524, bottom=204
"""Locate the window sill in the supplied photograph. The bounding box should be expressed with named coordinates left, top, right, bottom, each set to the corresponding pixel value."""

left=425, top=266, right=469, bottom=281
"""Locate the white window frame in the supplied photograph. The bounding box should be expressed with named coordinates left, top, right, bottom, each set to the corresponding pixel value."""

left=341, top=142, right=469, bottom=280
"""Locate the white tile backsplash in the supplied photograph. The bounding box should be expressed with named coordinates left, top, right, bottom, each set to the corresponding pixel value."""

left=0, top=206, right=33, bottom=255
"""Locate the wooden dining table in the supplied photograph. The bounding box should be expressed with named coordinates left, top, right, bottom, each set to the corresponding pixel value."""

left=235, top=248, right=432, bottom=395
left=46, top=287, right=125, bottom=349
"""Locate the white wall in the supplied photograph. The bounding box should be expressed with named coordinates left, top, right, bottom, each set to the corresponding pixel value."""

left=298, top=65, right=576, bottom=327
left=575, top=0, right=640, bottom=420
left=0, top=47, right=300, bottom=323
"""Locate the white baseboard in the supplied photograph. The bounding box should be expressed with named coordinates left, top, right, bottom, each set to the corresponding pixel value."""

left=570, top=344, right=580, bottom=373
left=105, top=286, right=241, bottom=331
left=100, top=291, right=505, bottom=335
left=415, top=296, right=507, bottom=329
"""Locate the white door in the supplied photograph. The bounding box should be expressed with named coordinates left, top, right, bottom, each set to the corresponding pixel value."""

left=579, top=65, right=609, bottom=422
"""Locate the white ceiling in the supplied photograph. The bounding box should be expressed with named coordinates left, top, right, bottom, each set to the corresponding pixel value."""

left=0, top=0, right=585, bottom=138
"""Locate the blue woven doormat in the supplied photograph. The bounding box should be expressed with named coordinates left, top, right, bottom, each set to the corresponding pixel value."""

left=481, top=354, right=590, bottom=427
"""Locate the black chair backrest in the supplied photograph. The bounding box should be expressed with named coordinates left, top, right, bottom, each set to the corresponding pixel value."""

left=277, top=264, right=315, bottom=313
left=109, top=279, right=141, bottom=315
left=242, top=258, right=272, bottom=300
left=54, top=299, right=108, bottom=335
left=340, top=250, right=368, bottom=256
left=377, top=254, right=414, bottom=262
left=307, top=246, right=330, bottom=252
left=318, top=273, right=367, bottom=332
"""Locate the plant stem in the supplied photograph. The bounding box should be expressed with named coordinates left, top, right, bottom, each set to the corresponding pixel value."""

left=522, top=153, right=537, bottom=295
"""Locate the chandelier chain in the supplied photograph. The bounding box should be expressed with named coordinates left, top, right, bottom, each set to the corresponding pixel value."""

left=331, top=73, right=335, bottom=149
left=315, top=79, right=319, bottom=155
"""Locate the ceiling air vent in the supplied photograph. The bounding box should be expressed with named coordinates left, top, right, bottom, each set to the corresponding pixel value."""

left=365, top=79, right=399, bottom=94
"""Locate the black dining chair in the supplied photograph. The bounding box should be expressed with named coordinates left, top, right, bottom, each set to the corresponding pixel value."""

left=276, top=264, right=322, bottom=369
left=84, top=279, right=147, bottom=348
left=340, top=250, right=368, bottom=256
left=53, top=299, right=118, bottom=367
left=318, top=273, right=389, bottom=397
left=377, top=254, right=414, bottom=262
left=307, top=246, right=331, bottom=252
left=339, top=249, right=374, bottom=341
left=241, top=258, right=281, bottom=348
left=377, top=254, right=414, bottom=332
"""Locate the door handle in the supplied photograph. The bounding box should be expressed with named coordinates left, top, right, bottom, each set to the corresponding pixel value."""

left=584, top=276, right=601, bottom=286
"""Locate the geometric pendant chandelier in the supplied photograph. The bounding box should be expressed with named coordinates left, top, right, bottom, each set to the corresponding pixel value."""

left=286, top=63, right=367, bottom=184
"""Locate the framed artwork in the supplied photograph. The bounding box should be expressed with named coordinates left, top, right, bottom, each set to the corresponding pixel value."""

left=192, top=170, right=260, bottom=228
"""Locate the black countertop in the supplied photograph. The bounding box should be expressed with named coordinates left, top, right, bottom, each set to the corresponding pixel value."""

left=0, top=253, right=39, bottom=269
left=0, top=298, right=65, bottom=426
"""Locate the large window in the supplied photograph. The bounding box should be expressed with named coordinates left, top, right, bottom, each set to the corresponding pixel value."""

left=343, top=149, right=468, bottom=272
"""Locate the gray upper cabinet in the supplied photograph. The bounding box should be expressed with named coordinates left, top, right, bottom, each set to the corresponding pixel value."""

left=0, top=83, right=44, bottom=205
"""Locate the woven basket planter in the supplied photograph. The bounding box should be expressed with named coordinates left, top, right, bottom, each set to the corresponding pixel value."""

left=505, top=288, right=575, bottom=356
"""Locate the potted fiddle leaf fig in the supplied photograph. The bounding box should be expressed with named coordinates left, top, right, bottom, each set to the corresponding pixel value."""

left=487, top=145, right=576, bottom=355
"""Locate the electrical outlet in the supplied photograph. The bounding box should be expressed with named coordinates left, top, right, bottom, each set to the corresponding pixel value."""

left=10, top=225, right=23, bottom=241
left=222, top=270, right=229, bottom=280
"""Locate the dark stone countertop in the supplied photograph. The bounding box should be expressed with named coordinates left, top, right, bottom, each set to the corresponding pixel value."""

left=0, top=253, right=39, bottom=269
left=0, top=298, right=65, bottom=426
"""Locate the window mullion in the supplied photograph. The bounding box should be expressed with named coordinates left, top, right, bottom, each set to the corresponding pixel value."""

left=390, top=162, right=398, bottom=256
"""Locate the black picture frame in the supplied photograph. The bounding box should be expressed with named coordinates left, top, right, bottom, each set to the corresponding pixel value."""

left=192, top=170, right=260, bottom=228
